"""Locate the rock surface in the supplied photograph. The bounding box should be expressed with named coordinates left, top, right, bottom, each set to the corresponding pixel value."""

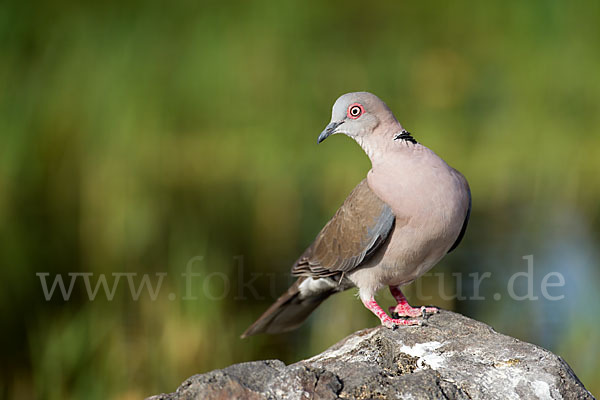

left=147, top=310, right=594, bottom=400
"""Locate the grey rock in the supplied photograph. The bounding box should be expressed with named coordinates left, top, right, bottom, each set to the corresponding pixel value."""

left=148, top=310, right=594, bottom=400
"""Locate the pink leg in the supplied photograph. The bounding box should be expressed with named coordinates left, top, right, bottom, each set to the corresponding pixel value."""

left=361, top=297, right=421, bottom=328
left=388, top=286, right=438, bottom=317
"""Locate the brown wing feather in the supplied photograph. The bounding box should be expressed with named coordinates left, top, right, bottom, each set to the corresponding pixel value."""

left=291, top=179, right=395, bottom=278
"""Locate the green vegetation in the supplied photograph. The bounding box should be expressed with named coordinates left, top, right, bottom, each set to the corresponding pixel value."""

left=1, top=1, right=599, bottom=398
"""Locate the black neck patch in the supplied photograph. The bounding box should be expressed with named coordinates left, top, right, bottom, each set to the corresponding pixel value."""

left=394, top=130, right=417, bottom=144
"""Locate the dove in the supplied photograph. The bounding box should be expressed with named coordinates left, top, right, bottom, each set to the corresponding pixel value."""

left=242, top=92, right=470, bottom=338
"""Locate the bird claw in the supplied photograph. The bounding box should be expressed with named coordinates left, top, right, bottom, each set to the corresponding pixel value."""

left=382, top=317, right=422, bottom=328
left=389, top=304, right=439, bottom=318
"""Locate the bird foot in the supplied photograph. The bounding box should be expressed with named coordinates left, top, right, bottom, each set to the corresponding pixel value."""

left=361, top=297, right=426, bottom=329
left=388, top=305, right=439, bottom=318
left=381, top=316, right=422, bottom=328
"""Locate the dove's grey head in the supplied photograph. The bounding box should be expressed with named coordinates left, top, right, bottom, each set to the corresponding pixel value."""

left=318, top=92, right=403, bottom=146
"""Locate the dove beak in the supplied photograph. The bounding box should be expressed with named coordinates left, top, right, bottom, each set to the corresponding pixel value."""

left=318, top=121, right=343, bottom=143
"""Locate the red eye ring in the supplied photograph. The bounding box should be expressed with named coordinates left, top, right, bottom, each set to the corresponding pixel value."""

left=347, top=103, right=364, bottom=119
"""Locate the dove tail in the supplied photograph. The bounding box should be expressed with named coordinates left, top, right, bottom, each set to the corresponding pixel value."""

left=241, top=277, right=334, bottom=338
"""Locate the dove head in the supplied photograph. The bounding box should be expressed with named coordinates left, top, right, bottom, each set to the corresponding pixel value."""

left=318, top=92, right=404, bottom=159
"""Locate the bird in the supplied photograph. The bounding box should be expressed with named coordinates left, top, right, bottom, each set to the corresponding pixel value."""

left=241, top=92, right=470, bottom=338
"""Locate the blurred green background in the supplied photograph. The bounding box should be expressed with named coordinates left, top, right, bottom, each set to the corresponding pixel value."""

left=1, top=0, right=599, bottom=398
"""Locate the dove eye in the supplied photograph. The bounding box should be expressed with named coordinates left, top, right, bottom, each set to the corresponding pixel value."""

left=347, top=103, right=364, bottom=119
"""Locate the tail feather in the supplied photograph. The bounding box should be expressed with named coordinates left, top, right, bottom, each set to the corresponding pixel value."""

left=241, top=277, right=333, bottom=338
